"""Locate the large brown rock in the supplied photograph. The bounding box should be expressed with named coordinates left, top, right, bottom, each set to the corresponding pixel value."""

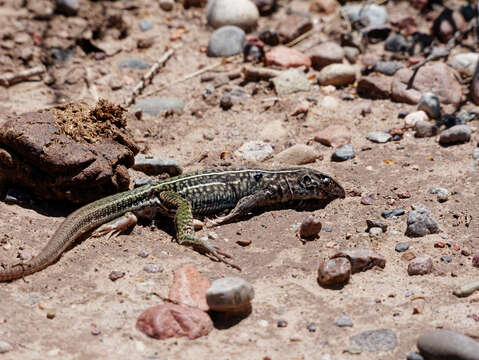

left=0, top=100, right=138, bottom=203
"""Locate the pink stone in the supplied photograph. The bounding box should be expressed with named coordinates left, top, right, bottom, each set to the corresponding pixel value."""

left=168, top=265, right=211, bottom=311
left=265, top=46, right=311, bottom=69
left=314, top=125, right=351, bottom=148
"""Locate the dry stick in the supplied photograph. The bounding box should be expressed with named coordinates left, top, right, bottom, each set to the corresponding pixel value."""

left=0, top=65, right=45, bottom=87
left=242, top=66, right=283, bottom=82
left=284, top=27, right=316, bottom=48
left=124, top=48, right=175, bottom=107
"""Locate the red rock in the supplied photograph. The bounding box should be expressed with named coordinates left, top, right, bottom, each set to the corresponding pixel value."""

left=407, top=254, right=433, bottom=276
left=361, top=193, right=376, bottom=205
left=357, top=76, right=392, bottom=100
left=314, top=125, right=351, bottom=148
left=168, top=265, right=211, bottom=311
left=299, top=215, right=322, bottom=239
left=391, top=63, right=462, bottom=105
left=265, top=46, right=311, bottom=69
left=317, top=258, right=351, bottom=286
left=472, top=253, right=479, bottom=268
left=136, top=303, right=213, bottom=340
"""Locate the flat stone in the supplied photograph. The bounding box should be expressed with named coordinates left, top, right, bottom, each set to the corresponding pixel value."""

left=417, top=329, right=479, bottom=360
left=235, top=141, right=273, bottom=162
left=265, top=46, right=311, bottom=69
left=0, top=341, right=13, bottom=354
left=357, top=75, right=392, bottom=99
left=335, top=315, right=353, bottom=327
left=260, top=120, right=287, bottom=141
left=331, top=144, right=355, bottom=162
left=307, top=42, right=344, bottom=69
left=405, top=111, right=428, bottom=128
left=133, top=97, right=185, bottom=115
left=351, top=329, right=397, bottom=352
left=415, top=120, right=439, bottom=138
left=317, top=63, right=356, bottom=87
left=136, top=303, right=213, bottom=340
left=391, top=63, right=462, bottom=105
left=373, top=61, right=403, bottom=75
left=331, top=248, right=386, bottom=273
left=406, top=204, right=439, bottom=237
left=133, top=155, right=182, bottom=176
left=342, top=4, right=388, bottom=26
left=138, top=20, right=153, bottom=31
left=381, top=208, right=405, bottom=218
left=449, top=52, right=479, bottom=77
left=274, top=144, right=320, bottom=165
left=408, top=254, right=433, bottom=275
left=439, top=124, right=472, bottom=145
left=271, top=68, right=311, bottom=95
left=314, top=125, right=351, bottom=148
left=367, top=131, right=391, bottom=143
left=395, top=242, right=410, bottom=252
left=207, top=25, right=245, bottom=57
left=276, top=13, right=313, bottom=44
left=206, top=277, right=254, bottom=313
left=206, top=0, right=259, bottom=32
left=119, top=58, right=150, bottom=70
left=168, top=265, right=211, bottom=311
left=317, top=257, right=351, bottom=286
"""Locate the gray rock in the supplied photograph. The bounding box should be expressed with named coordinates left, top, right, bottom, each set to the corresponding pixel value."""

left=415, top=120, right=439, bottom=138
left=133, top=97, right=185, bottom=115
left=235, top=141, right=274, bottom=162
left=342, top=4, right=388, bottom=26
left=133, top=155, right=182, bottom=176
left=143, top=264, right=164, bottom=273
left=0, top=341, right=13, bottom=354
left=417, top=329, right=479, bottom=360
left=369, top=227, right=383, bottom=237
left=367, top=131, right=391, bottom=143
left=439, top=124, right=472, bottom=145
left=406, top=204, right=439, bottom=237
left=55, top=0, right=78, bottom=16
left=335, top=315, right=353, bottom=327
left=206, top=0, right=259, bottom=32
left=428, top=187, right=449, bottom=202
left=407, top=352, right=424, bottom=360
left=272, top=68, right=310, bottom=95
left=139, top=20, right=153, bottom=31
left=418, top=92, right=441, bottom=119
left=408, top=254, right=433, bottom=275
left=351, top=329, right=397, bottom=352
left=344, top=46, right=360, bottom=64
left=385, top=34, right=408, bottom=52
left=207, top=25, right=245, bottom=57
left=119, top=58, right=150, bottom=70
left=473, top=147, right=479, bottom=161
left=441, top=255, right=452, bottom=263
left=395, top=242, right=410, bottom=252
left=331, top=144, right=355, bottom=162
left=206, top=277, right=254, bottom=313
left=381, top=208, right=405, bottom=218
left=448, top=52, right=479, bottom=77
left=373, top=61, right=403, bottom=76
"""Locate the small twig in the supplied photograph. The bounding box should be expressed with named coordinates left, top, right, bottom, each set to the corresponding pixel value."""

left=242, top=65, right=283, bottom=82
left=0, top=65, right=45, bottom=87
left=285, top=28, right=315, bottom=48
left=124, top=48, right=175, bottom=107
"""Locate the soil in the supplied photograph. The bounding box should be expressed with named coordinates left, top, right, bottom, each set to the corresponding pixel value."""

left=0, top=0, right=478, bottom=359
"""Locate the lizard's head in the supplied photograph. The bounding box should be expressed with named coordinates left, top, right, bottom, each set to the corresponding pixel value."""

left=296, top=169, right=345, bottom=200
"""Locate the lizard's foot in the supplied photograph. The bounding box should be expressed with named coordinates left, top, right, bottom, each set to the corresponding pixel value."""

left=92, top=212, right=137, bottom=240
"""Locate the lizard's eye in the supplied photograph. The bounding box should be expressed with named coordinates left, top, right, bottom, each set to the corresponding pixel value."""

left=300, top=175, right=314, bottom=188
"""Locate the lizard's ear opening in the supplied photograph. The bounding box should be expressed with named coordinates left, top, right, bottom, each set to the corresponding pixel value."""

left=300, top=174, right=315, bottom=189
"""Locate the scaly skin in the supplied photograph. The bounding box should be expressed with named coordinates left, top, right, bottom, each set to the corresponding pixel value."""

left=0, top=168, right=345, bottom=281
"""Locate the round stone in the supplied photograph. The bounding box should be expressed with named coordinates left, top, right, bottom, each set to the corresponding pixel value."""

left=206, top=277, right=254, bottom=313
left=207, top=25, right=245, bottom=57
left=418, top=92, right=441, bottom=119
left=206, top=0, right=259, bottom=32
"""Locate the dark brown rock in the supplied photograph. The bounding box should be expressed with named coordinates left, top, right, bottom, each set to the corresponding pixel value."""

left=299, top=215, right=322, bottom=239
left=317, top=257, right=351, bottom=286
left=331, top=248, right=386, bottom=273
left=357, top=76, right=392, bottom=99
left=136, top=303, right=213, bottom=340
left=168, top=265, right=211, bottom=312
left=276, top=14, right=312, bottom=44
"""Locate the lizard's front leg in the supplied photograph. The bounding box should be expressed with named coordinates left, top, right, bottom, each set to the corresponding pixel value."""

left=159, top=191, right=241, bottom=271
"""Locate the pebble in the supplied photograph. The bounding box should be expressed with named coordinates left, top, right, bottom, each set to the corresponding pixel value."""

left=274, top=144, right=320, bottom=165
left=448, top=52, right=479, bottom=77
left=418, top=92, right=441, bottom=119
left=138, top=250, right=149, bottom=258
left=453, top=280, right=479, bottom=298
left=317, top=257, right=351, bottom=286
left=361, top=193, right=376, bottom=205
left=168, top=265, right=211, bottom=311
left=265, top=46, right=311, bottom=69
left=404, top=111, right=428, bottom=128
left=395, top=242, right=410, bottom=252
left=159, top=0, right=174, bottom=11
left=109, top=271, right=125, bottom=281
left=372, top=61, right=403, bottom=75
left=408, top=254, right=433, bottom=275
left=235, top=141, right=274, bottom=162
left=407, top=352, right=424, bottom=360
left=258, top=29, right=279, bottom=46
left=331, top=144, right=355, bottom=162
left=342, top=4, right=388, bottom=26
left=133, top=155, right=183, bottom=176
left=332, top=248, right=386, bottom=273
left=317, top=64, right=356, bottom=87
left=206, top=0, right=259, bottom=31
left=417, top=329, right=479, bottom=360
left=415, top=120, right=439, bottom=138
left=323, top=226, right=333, bottom=232
left=441, top=255, right=452, bottom=263
left=473, top=253, right=479, bottom=268
left=350, top=329, right=397, bottom=352
left=0, top=341, right=13, bottom=354
left=385, top=33, right=409, bottom=52
left=206, top=277, right=254, bottom=313
left=133, top=97, right=185, bottom=115
left=344, top=46, right=360, bottom=63
left=428, top=187, right=449, bottom=202
left=366, top=219, right=387, bottom=232
left=4, top=188, right=30, bottom=205
left=138, top=20, right=153, bottom=31
left=439, top=124, right=472, bottom=145
left=307, top=322, right=318, bottom=332
left=369, top=227, right=382, bottom=237
left=335, top=315, right=353, bottom=327
left=314, top=125, right=352, bottom=148
left=367, top=131, right=391, bottom=143
left=381, top=209, right=405, bottom=219
left=143, top=264, right=164, bottom=273
left=405, top=204, right=439, bottom=237
left=136, top=303, right=213, bottom=340
left=271, top=68, right=311, bottom=95
left=307, top=42, right=344, bottom=69
left=299, top=215, right=322, bottom=239
left=277, top=319, right=288, bottom=328
left=55, top=0, right=78, bottom=16
left=207, top=26, right=245, bottom=57
left=119, top=58, right=150, bottom=70
left=357, top=75, right=392, bottom=99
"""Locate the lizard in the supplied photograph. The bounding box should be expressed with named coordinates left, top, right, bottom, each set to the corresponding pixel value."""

left=0, top=167, right=345, bottom=281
